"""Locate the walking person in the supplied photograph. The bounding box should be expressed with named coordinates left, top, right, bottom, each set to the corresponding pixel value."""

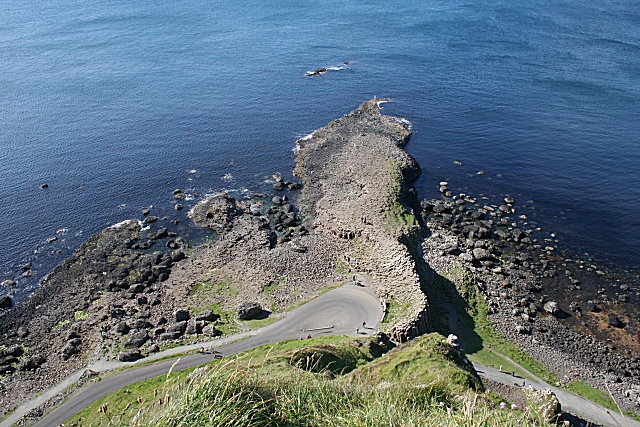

left=356, top=327, right=359, bottom=334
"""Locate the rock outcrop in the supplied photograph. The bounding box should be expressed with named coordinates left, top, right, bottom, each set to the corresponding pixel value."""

left=294, top=98, right=430, bottom=342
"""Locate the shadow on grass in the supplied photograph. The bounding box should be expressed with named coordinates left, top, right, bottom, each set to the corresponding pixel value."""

left=419, top=261, right=484, bottom=355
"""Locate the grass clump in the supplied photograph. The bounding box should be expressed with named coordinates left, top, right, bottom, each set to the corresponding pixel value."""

left=67, top=334, right=552, bottom=427
left=379, top=297, right=412, bottom=329
left=74, top=310, right=90, bottom=321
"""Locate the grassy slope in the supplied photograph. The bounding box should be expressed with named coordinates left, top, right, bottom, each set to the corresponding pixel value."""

left=65, top=334, right=551, bottom=427
left=424, top=264, right=558, bottom=384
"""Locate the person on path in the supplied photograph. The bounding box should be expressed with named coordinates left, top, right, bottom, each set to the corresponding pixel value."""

left=356, top=327, right=359, bottom=334
left=363, top=321, right=366, bottom=328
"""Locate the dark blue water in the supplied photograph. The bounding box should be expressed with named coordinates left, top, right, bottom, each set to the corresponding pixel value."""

left=1, top=0, right=639, bottom=301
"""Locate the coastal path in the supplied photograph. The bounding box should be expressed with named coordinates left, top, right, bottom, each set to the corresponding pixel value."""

left=3, top=282, right=382, bottom=427
left=474, top=356, right=640, bottom=427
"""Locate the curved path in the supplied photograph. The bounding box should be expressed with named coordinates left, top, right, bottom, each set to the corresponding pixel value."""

left=474, top=357, right=640, bottom=427
left=3, top=282, right=382, bottom=427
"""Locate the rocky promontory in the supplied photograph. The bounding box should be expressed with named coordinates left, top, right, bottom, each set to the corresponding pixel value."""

left=294, top=98, right=430, bottom=341
left=2, top=98, right=639, bottom=423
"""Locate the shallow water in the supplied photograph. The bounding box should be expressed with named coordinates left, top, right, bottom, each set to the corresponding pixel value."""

left=1, top=0, right=638, bottom=303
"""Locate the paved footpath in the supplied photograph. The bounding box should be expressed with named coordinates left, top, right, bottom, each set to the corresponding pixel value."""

left=474, top=355, right=640, bottom=427
left=1, top=282, right=382, bottom=427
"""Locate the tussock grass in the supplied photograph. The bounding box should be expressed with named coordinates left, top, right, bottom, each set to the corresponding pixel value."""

left=67, top=335, right=553, bottom=427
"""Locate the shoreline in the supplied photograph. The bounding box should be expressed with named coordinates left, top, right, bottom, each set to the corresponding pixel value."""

left=1, top=99, right=639, bottom=423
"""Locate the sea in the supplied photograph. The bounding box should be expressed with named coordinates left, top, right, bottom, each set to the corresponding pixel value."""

left=1, top=0, right=639, bottom=305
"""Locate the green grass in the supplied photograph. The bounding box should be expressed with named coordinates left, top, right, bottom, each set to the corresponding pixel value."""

left=242, top=316, right=280, bottom=329
left=425, top=264, right=558, bottom=385
left=74, top=310, right=90, bottom=321
left=64, top=334, right=551, bottom=427
left=52, top=319, right=70, bottom=331
left=262, top=279, right=284, bottom=312
left=382, top=162, right=419, bottom=232
left=189, top=279, right=237, bottom=298
left=379, top=297, right=413, bottom=329
left=190, top=302, right=239, bottom=336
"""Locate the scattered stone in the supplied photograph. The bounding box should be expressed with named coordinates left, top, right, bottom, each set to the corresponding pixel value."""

left=18, top=355, right=46, bottom=371
left=1, top=280, right=16, bottom=287
left=40, top=183, right=49, bottom=189
left=174, top=203, right=183, bottom=210
left=115, top=322, right=130, bottom=334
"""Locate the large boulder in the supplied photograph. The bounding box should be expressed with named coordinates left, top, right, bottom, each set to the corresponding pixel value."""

left=190, top=193, right=237, bottom=231
left=0, top=296, right=12, bottom=309
left=202, top=324, right=222, bottom=337
left=472, top=248, right=491, bottom=261
left=125, top=330, right=149, bottom=348
left=118, top=349, right=142, bottom=362
left=237, top=302, right=264, bottom=320
left=195, top=309, right=219, bottom=323
left=543, top=301, right=559, bottom=315
left=174, top=309, right=191, bottom=322
left=185, top=319, right=202, bottom=335
left=167, top=321, right=187, bottom=336
left=608, top=314, right=624, bottom=328
left=61, top=340, right=80, bottom=360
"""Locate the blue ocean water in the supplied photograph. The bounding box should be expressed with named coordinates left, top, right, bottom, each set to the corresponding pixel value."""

left=1, top=0, right=639, bottom=301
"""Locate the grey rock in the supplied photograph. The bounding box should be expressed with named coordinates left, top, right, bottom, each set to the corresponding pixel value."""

left=195, top=309, right=219, bottom=322
left=237, top=302, right=263, bottom=320
left=133, top=318, right=151, bottom=329
left=586, top=300, right=599, bottom=312
left=175, top=309, right=191, bottom=322
left=61, top=341, right=79, bottom=360
left=1, top=280, right=16, bottom=287
left=608, top=314, right=624, bottom=328
left=143, top=215, right=158, bottom=224
left=185, top=319, right=202, bottom=335
left=125, top=330, right=149, bottom=348
left=472, top=248, right=491, bottom=261
left=0, top=296, right=12, bottom=309
left=115, top=321, right=130, bottom=334
left=118, top=349, right=142, bottom=362
left=543, top=301, right=559, bottom=315
left=202, top=324, right=222, bottom=337
left=167, top=321, right=187, bottom=335
left=17, top=326, right=29, bottom=338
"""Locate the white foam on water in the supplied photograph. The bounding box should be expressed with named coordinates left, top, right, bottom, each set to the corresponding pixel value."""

left=109, top=219, right=136, bottom=229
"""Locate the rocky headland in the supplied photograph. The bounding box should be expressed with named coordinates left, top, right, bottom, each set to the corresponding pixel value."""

left=1, top=98, right=639, bottom=423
